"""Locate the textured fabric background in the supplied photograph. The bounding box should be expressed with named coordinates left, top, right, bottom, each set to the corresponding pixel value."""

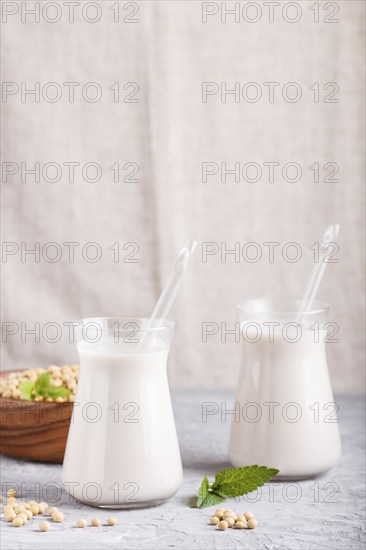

left=1, top=1, right=365, bottom=393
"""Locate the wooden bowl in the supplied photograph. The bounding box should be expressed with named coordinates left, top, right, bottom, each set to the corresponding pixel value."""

left=0, top=370, right=74, bottom=463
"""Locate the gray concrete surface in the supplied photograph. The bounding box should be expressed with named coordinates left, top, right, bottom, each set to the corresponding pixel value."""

left=1, top=392, right=365, bottom=549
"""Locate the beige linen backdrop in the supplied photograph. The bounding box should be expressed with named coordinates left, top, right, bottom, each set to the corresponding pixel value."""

left=1, top=1, right=365, bottom=393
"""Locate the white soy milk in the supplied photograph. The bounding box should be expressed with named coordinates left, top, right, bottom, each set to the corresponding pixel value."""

left=62, top=340, right=182, bottom=507
left=229, top=324, right=341, bottom=478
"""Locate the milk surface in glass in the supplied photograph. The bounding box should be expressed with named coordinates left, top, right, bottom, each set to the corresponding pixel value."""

left=229, top=299, right=341, bottom=479
left=62, top=318, right=182, bottom=507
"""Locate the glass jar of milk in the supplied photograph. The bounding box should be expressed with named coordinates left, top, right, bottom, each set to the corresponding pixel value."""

left=62, top=317, right=182, bottom=507
left=229, top=299, right=341, bottom=479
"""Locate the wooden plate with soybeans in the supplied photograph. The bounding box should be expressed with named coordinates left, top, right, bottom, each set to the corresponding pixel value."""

left=0, top=365, right=78, bottom=463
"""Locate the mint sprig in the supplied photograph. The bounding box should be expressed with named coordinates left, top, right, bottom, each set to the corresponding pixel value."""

left=196, top=465, right=279, bottom=508
left=19, top=372, right=71, bottom=401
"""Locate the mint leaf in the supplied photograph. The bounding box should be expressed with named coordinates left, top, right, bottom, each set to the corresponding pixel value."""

left=196, top=476, right=225, bottom=508
left=47, top=386, right=71, bottom=399
left=195, top=465, right=279, bottom=508
left=196, top=476, right=209, bottom=508
left=211, top=465, right=279, bottom=498
left=34, top=372, right=51, bottom=396
left=19, top=380, right=35, bottom=400
left=197, top=490, right=225, bottom=509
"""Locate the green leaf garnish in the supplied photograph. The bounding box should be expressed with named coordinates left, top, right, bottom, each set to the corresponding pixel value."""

left=34, top=372, right=51, bottom=396
left=211, top=465, right=280, bottom=498
left=195, top=465, right=279, bottom=508
left=19, top=372, right=71, bottom=401
left=197, top=476, right=209, bottom=504
left=46, top=386, right=71, bottom=399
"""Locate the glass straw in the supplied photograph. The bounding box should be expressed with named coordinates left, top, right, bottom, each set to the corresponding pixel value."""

left=297, top=224, right=340, bottom=322
left=139, top=240, right=197, bottom=344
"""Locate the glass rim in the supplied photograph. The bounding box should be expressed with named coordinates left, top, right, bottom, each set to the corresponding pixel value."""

left=74, top=317, right=174, bottom=333
left=236, top=297, right=330, bottom=316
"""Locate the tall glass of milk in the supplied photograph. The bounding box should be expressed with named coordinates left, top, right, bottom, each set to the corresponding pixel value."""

left=62, top=317, right=182, bottom=507
left=229, top=298, right=341, bottom=479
